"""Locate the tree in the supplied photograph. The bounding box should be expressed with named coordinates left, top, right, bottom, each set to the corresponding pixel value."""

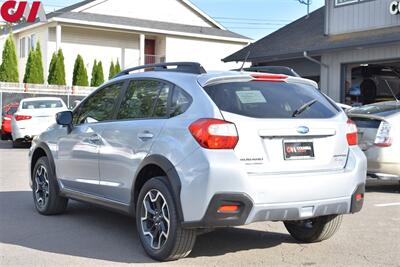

left=23, top=41, right=44, bottom=84
left=72, top=54, right=89, bottom=86
left=108, top=60, right=115, bottom=80
left=48, top=49, right=66, bottom=85
left=23, top=49, right=34, bottom=83
left=35, top=42, right=44, bottom=84
left=56, top=49, right=66, bottom=85
left=96, top=61, right=105, bottom=86
left=47, top=52, right=57, bottom=84
left=0, top=33, right=19, bottom=82
left=90, top=59, right=98, bottom=87
left=114, top=59, right=121, bottom=75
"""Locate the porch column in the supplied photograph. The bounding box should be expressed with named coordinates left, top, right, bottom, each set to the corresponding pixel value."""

left=139, top=34, right=145, bottom=65
left=56, top=24, right=62, bottom=51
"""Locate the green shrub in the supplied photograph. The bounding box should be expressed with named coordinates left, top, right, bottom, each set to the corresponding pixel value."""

left=0, top=34, right=19, bottom=82
left=48, top=49, right=66, bottom=85
left=72, top=54, right=89, bottom=86
left=115, top=59, right=121, bottom=74
left=23, top=41, right=44, bottom=84
left=108, top=60, right=115, bottom=80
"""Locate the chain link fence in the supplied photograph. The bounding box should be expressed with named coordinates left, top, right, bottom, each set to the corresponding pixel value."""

left=0, top=83, right=96, bottom=129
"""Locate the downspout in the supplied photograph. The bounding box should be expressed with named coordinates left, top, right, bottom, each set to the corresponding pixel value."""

left=303, top=51, right=329, bottom=94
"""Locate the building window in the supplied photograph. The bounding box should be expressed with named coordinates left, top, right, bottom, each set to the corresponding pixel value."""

left=335, top=0, right=373, bottom=7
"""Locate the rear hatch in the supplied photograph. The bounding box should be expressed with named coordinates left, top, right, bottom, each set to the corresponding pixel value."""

left=204, top=80, right=349, bottom=174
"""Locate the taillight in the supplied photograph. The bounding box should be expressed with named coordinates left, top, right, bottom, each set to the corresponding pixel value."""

left=251, top=73, right=288, bottom=82
left=15, top=115, right=32, bottom=121
left=346, top=119, right=358, bottom=146
left=374, top=121, right=392, bottom=147
left=189, top=118, right=239, bottom=149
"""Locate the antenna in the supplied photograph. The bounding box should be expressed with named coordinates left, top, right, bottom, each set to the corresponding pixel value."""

left=239, top=49, right=251, bottom=72
left=296, top=0, right=312, bottom=18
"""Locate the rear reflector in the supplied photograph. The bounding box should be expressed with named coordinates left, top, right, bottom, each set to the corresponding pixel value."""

left=189, top=118, right=239, bottom=149
left=346, top=119, right=358, bottom=146
left=15, top=115, right=32, bottom=121
left=355, top=194, right=364, bottom=201
left=218, top=205, right=240, bottom=213
left=374, top=121, right=392, bottom=147
left=251, top=73, right=288, bottom=82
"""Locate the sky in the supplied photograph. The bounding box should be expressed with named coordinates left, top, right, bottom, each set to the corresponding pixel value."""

left=5, top=0, right=325, bottom=40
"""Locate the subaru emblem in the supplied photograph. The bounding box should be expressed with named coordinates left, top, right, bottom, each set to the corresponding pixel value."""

left=297, top=126, right=309, bottom=134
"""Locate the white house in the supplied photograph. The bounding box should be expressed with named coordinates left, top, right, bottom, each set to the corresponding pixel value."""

left=1, top=0, right=251, bottom=85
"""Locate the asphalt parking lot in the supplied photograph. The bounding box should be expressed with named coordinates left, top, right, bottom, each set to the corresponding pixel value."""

left=0, top=140, right=399, bottom=267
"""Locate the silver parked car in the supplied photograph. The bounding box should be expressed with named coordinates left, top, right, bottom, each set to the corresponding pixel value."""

left=29, top=62, right=367, bottom=261
left=348, top=101, right=400, bottom=180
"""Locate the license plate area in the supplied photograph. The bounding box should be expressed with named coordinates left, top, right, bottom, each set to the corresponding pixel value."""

left=283, top=140, right=315, bottom=160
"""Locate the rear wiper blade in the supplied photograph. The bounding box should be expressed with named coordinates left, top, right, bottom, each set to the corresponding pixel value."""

left=292, top=99, right=318, bottom=117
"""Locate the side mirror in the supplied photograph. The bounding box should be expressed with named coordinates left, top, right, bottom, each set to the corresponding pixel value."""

left=56, top=111, right=73, bottom=126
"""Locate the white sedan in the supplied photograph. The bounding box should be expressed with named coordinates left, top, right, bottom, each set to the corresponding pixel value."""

left=347, top=101, right=400, bottom=181
left=11, top=97, right=68, bottom=147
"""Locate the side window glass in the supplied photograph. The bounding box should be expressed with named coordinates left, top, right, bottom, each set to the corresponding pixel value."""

left=118, top=80, right=161, bottom=120
left=170, top=86, right=192, bottom=117
left=153, top=83, right=171, bottom=117
left=76, top=82, right=123, bottom=124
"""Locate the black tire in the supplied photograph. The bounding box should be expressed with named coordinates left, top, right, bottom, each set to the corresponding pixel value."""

left=284, top=215, right=343, bottom=243
left=1, top=132, right=8, bottom=140
left=136, top=177, right=196, bottom=261
left=32, top=157, right=68, bottom=215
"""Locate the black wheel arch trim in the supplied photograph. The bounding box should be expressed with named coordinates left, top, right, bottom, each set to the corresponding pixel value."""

left=131, top=154, right=184, bottom=221
left=30, top=142, right=57, bottom=182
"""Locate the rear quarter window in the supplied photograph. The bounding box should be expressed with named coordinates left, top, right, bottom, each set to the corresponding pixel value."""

left=204, top=81, right=339, bottom=119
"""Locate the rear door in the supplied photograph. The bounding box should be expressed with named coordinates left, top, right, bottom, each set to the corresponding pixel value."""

left=204, top=81, right=349, bottom=174
left=98, top=79, right=172, bottom=203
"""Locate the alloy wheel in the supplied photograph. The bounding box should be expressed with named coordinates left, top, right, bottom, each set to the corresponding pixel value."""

left=34, top=165, right=50, bottom=208
left=141, top=189, right=170, bottom=250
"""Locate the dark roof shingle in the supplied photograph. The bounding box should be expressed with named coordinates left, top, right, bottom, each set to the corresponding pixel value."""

left=223, top=7, right=400, bottom=62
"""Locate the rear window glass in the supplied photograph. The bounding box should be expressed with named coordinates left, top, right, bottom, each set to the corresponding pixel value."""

left=22, top=100, right=63, bottom=109
left=348, top=103, right=400, bottom=117
left=204, top=81, right=339, bottom=119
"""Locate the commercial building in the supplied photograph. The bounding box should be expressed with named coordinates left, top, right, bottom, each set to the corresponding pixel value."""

left=224, top=0, right=400, bottom=105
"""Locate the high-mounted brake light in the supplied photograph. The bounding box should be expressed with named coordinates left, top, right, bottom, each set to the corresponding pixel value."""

left=189, top=118, right=239, bottom=149
left=15, top=115, right=32, bottom=121
left=251, top=73, right=288, bottom=82
left=346, top=119, right=358, bottom=146
left=374, top=121, right=392, bottom=147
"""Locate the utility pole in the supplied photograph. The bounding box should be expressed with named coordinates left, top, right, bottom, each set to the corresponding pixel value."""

left=296, top=0, right=312, bottom=18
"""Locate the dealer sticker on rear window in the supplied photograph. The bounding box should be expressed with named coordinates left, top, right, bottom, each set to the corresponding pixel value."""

left=236, top=91, right=267, bottom=104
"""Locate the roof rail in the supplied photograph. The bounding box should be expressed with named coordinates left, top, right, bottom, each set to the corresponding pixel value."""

left=114, top=62, right=206, bottom=78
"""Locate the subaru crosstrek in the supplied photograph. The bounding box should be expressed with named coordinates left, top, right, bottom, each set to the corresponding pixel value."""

left=29, top=62, right=367, bottom=261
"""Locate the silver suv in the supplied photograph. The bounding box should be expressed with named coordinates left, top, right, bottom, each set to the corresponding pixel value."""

left=29, top=62, right=367, bottom=261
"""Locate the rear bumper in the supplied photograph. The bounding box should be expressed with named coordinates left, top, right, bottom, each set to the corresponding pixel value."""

left=177, top=147, right=367, bottom=225
left=183, top=184, right=364, bottom=228
left=367, top=161, right=400, bottom=180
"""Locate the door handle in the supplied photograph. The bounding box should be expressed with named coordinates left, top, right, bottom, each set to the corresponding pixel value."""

left=88, top=134, right=101, bottom=144
left=138, top=131, right=154, bottom=141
